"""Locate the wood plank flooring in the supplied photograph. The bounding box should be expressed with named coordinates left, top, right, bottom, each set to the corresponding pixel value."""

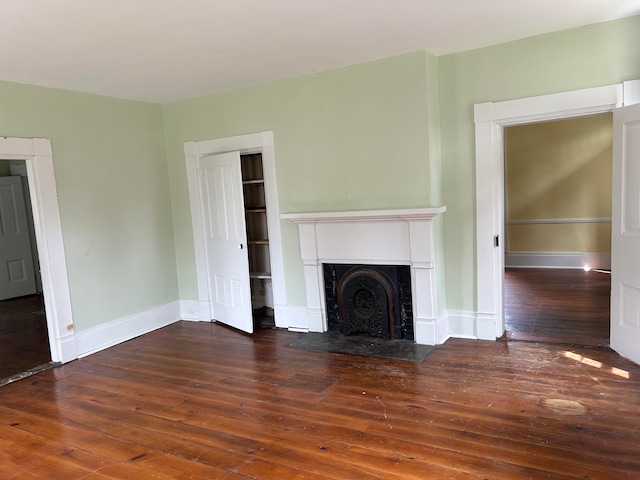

left=0, top=294, right=51, bottom=381
left=1, top=320, right=639, bottom=479
left=505, top=268, right=610, bottom=347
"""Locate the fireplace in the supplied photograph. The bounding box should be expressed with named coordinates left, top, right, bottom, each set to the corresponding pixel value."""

left=281, top=207, right=446, bottom=345
left=324, top=263, right=413, bottom=340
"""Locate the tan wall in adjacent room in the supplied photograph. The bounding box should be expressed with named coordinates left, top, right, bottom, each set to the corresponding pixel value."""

left=505, top=113, right=613, bottom=254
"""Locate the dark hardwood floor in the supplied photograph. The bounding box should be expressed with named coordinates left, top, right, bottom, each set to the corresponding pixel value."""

left=505, top=268, right=610, bottom=347
left=0, top=294, right=51, bottom=381
left=1, top=320, right=639, bottom=479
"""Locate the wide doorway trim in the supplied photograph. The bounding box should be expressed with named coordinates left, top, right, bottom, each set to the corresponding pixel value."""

left=0, top=137, right=77, bottom=362
left=474, top=81, right=639, bottom=340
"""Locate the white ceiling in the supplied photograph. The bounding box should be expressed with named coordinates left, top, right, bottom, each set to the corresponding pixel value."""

left=1, top=0, right=638, bottom=103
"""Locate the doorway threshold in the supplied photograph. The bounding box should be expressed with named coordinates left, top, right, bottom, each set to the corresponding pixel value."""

left=500, top=334, right=612, bottom=351
left=0, top=361, right=61, bottom=387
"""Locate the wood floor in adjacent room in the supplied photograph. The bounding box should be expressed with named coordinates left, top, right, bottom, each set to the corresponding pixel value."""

left=0, top=294, right=51, bottom=381
left=1, top=320, right=639, bottom=479
left=505, top=268, right=611, bottom=348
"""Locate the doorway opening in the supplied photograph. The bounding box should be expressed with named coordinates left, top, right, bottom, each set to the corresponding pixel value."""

left=502, top=114, right=612, bottom=347
left=0, top=137, right=77, bottom=368
left=474, top=82, right=627, bottom=342
left=0, top=160, right=52, bottom=383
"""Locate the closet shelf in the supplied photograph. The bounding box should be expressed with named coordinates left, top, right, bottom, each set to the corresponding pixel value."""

left=250, top=272, right=272, bottom=279
left=242, top=153, right=272, bottom=312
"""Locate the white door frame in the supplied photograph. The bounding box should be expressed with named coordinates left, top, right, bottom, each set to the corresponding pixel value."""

left=474, top=81, right=640, bottom=340
left=185, top=131, right=288, bottom=327
left=0, top=137, right=77, bottom=362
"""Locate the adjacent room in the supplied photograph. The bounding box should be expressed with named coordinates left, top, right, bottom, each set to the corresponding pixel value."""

left=503, top=114, right=613, bottom=347
left=0, top=1, right=639, bottom=477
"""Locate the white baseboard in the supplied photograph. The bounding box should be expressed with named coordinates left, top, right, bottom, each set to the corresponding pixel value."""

left=59, top=333, right=79, bottom=363
left=180, top=300, right=207, bottom=321
left=476, top=312, right=498, bottom=340
left=447, top=310, right=478, bottom=339
left=414, top=313, right=449, bottom=346
left=71, top=301, right=509, bottom=360
left=306, top=307, right=325, bottom=332
left=80, top=300, right=506, bottom=353
left=435, top=312, right=449, bottom=344
left=505, top=252, right=610, bottom=270
left=414, top=318, right=435, bottom=345
left=179, top=301, right=310, bottom=330
left=76, top=301, right=181, bottom=357
left=445, top=310, right=501, bottom=341
left=275, top=305, right=309, bottom=331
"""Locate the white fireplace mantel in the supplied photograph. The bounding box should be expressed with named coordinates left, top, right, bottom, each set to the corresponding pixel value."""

left=282, top=207, right=446, bottom=345
left=281, top=207, right=445, bottom=224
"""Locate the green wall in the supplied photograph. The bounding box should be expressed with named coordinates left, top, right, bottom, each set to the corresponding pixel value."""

left=164, top=51, right=440, bottom=306
left=0, top=81, right=178, bottom=331
left=165, top=15, right=640, bottom=315
left=2, top=14, right=637, bottom=336
left=438, top=15, right=640, bottom=311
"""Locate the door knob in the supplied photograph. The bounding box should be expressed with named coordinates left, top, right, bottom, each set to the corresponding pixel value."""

left=239, top=243, right=244, bottom=249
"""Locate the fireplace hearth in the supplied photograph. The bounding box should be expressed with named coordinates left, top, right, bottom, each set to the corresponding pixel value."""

left=324, top=264, right=413, bottom=341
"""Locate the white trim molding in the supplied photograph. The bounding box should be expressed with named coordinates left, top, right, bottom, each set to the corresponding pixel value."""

left=624, top=80, right=640, bottom=107
left=475, top=81, right=636, bottom=341
left=76, top=301, right=181, bottom=357
left=507, top=217, right=611, bottom=225
left=179, top=300, right=208, bottom=321
left=0, top=137, right=77, bottom=363
left=283, top=207, right=447, bottom=345
left=446, top=310, right=478, bottom=340
left=505, top=252, right=611, bottom=270
left=277, top=305, right=310, bottom=332
left=184, top=131, right=289, bottom=327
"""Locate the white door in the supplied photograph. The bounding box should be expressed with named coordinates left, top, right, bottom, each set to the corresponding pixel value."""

left=199, top=152, right=253, bottom=333
left=0, top=176, right=37, bottom=300
left=611, top=103, right=640, bottom=364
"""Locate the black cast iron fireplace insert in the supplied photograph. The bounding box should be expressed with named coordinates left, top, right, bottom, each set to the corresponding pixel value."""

left=323, top=264, right=414, bottom=340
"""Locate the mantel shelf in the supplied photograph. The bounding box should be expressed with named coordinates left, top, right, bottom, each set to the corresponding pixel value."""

left=281, top=207, right=446, bottom=224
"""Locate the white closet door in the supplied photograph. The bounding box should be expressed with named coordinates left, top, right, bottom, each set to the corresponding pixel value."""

left=199, top=152, right=253, bottom=333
